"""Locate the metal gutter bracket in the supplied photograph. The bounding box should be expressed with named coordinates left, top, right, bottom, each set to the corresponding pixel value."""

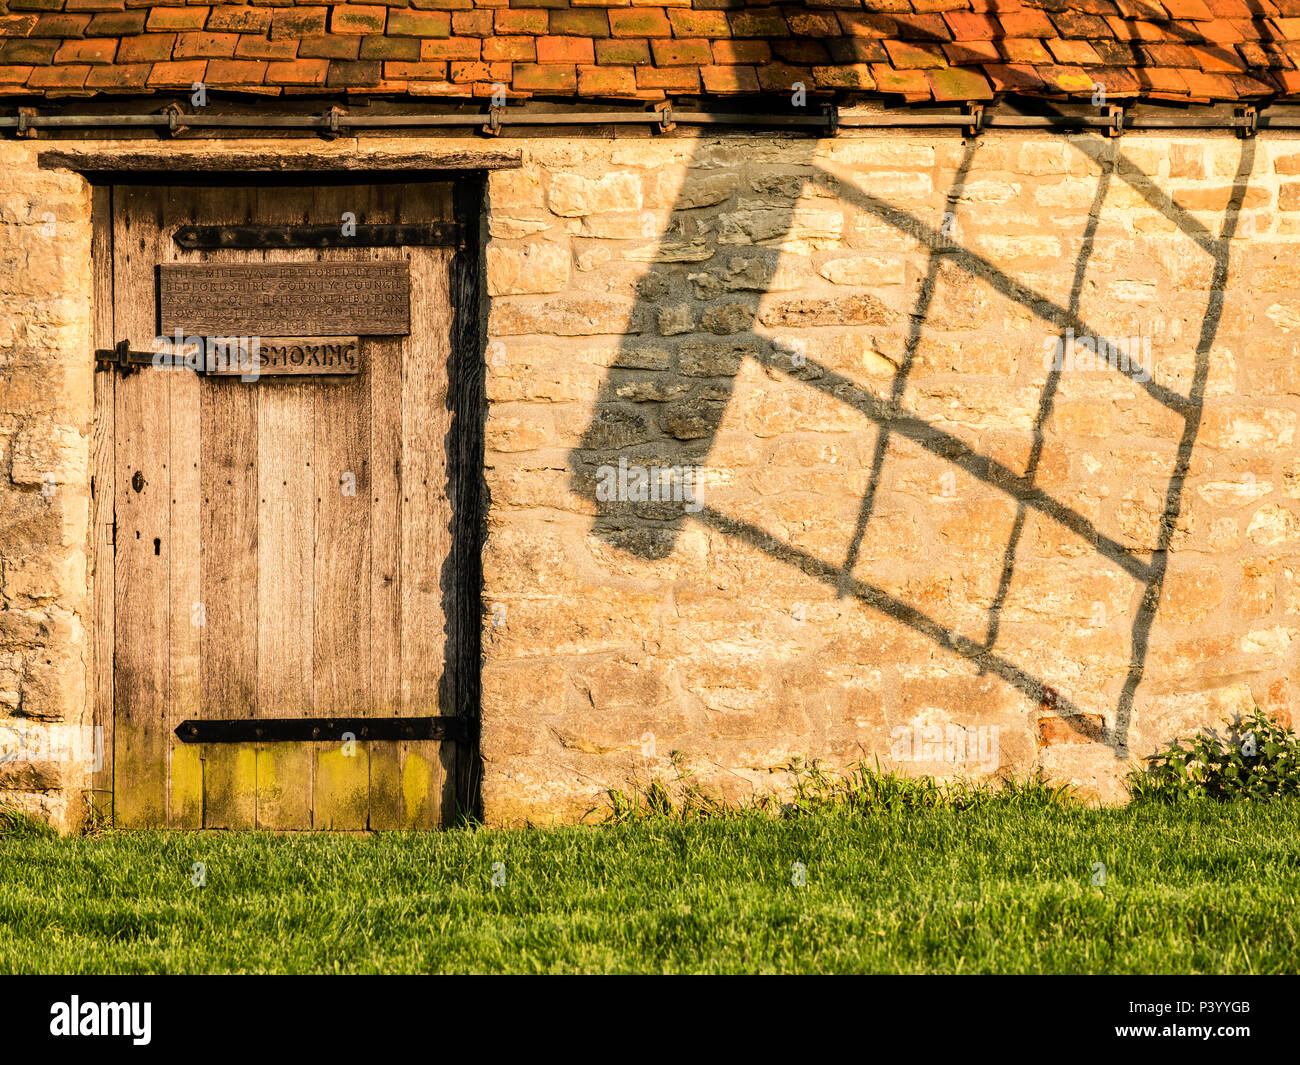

left=655, top=102, right=675, bottom=134
left=481, top=104, right=503, bottom=137
left=965, top=103, right=984, bottom=138
left=1236, top=105, right=1258, bottom=138
left=161, top=102, right=189, bottom=137
left=824, top=102, right=839, bottom=137
left=1108, top=105, right=1125, bottom=136
left=322, top=105, right=347, bottom=140
left=16, top=107, right=36, bottom=139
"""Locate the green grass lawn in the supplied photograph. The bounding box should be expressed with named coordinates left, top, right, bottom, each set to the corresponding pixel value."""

left=2, top=800, right=1297, bottom=974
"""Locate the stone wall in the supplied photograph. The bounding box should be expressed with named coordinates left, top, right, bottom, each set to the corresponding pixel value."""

left=2, top=129, right=1298, bottom=829
left=479, top=130, right=1300, bottom=822
left=0, top=143, right=93, bottom=831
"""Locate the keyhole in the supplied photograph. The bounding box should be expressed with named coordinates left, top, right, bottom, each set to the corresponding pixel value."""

left=131, top=471, right=145, bottom=493
left=153, top=538, right=161, bottom=556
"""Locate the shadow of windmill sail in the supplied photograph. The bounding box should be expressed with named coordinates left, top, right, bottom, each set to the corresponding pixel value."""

left=567, top=102, right=1256, bottom=758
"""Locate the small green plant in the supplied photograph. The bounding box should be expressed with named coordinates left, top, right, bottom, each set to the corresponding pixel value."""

left=605, top=776, right=733, bottom=823
left=0, top=805, right=58, bottom=840
left=784, top=759, right=1075, bottom=814
left=1129, top=707, right=1300, bottom=802
left=604, top=757, right=1077, bottom=823
left=83, top=790, right=113, bottom=836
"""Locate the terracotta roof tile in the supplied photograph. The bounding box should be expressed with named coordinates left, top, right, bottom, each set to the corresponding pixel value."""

left=996, top=9, right=1056, bottom=37
left=1090, top=37, right=1143, bottom=64
left=869, top=63, right=932, bottom=99
left=983, top=62, right=1046, bottom=92
left=1051, top=11, right=1112, bottom=38
left=926, top=63, right=993, bottom=97
left=882, top=38, right=950, bottom=67
left=1045, top=38, right=1104, bottom=64
left=0, top=0, right=1297, bottom=102
left=825, top=36, right=889, bottom=63
left=999, top=37, right=1056, bottom=64
left=943, top=38, right=999, bottom=64
left=1133, top=65, right=1193, bottom=92
left=1162, top=0, right=1215, bottom=18
left=942, top=10, right=999, bottom=39
left=1038, top=63, right=1097, bottom=93
left=1141, top=41, right=1201, bottom=65
left=1226, top=69, right=1277, bottom=93
left=1092, top=65, right=1142, bottom=93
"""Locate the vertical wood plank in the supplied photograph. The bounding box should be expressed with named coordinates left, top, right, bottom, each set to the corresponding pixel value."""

left=253, top=387, right=316, bottom=828
left=200, top=386, right=259, bottom=832
left=313, top=186, right=373, bottom=720
left=199, top=188, right=259, bottom=830
left=399, top=183, right=456, bottom=828
left=254, top=185, right=317, bottom=830
left=111, top=185, right=170, bottom=828
left=90, top=186, right=115, bottom=819
left=367, top=185, right=405, bottom=830
left=310, top=186, right=377, bottom=830
left=366, top=322, right=404, bottom=830
left=166, top=186, right=204, bottom=828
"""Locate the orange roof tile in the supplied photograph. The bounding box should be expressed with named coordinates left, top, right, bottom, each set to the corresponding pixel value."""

left=0, top=0, right=1294, bottom=102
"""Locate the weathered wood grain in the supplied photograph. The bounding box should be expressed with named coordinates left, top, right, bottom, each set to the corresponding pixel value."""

left=197, top=186, right=260, bottom=830
left=107, top=180, right=460, bottom=831
left=367, top=185, right=406, bottom=830
left=165, top=185, right=204, bottom=828
left=399, top=183, right=456, bottom=829
left=90, top=186, right=115, bottom=813
left=158, top=262, right=410, bottom=337
left=40, top=148, right=521, bottom=175
left=253, top=186, right=317, bottom=830
left=309, top=185, right=373, bottom=830
left=111, top=184, right=170, bottom=828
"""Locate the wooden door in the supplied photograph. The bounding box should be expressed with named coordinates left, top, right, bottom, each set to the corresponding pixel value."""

left=93, top=183, right=461, bottom=829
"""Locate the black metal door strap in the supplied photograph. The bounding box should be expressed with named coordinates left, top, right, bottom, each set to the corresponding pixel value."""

left=175, top=717, right=469, bottom=744
left=172, top=222, right=465, bottom=250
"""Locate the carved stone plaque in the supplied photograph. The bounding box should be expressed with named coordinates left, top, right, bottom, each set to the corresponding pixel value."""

left=158, top=262, right=409, bottom=337
left=204, top=336, right=361, bottom=377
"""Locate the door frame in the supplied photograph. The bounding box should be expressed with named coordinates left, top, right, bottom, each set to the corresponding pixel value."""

left=87, top=169, right=488, bottom=827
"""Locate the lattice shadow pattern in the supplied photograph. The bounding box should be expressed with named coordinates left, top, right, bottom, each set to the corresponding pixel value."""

left=570, top=125, right=1257, bottom=757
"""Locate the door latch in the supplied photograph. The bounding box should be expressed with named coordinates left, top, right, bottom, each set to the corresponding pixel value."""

left=94, top=339, right=198, bottom=372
